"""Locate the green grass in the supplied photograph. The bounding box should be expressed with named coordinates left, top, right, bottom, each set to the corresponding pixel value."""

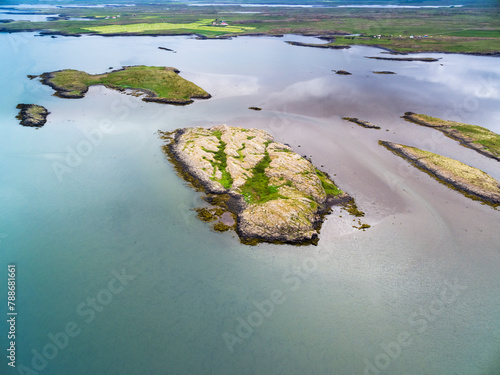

left=82, top=19, right=255, bottom=35
left=234, top=143, right=246, bottom=161
left=331, top=35, right=500, bottom=54
left=405, top=146, right=500, bottom=194
left=445, top=30, right=500, bottom=37
left=203, top=130, right=233, bottom=190
left=239, top=148, right=286, bottom=204
left=45, top=66, right=209, bottom=101
left=452, top=125, right=500, bottom=157
left=408, top=113, right=500, bottom=158
left=315, top=169, right=343, bottom=197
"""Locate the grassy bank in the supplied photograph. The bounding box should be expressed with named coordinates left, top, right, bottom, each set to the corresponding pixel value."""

left=403, top=113, right=500, bottom=161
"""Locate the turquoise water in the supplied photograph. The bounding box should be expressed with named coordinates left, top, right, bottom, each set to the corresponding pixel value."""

left=1, top=33, right=500, bottom=374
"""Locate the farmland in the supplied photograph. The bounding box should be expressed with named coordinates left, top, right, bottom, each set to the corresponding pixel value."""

left=82, top=19, right=256, bottom=35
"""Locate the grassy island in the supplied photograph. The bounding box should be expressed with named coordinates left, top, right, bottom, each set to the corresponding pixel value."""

left=380, top=141, right=500, bottom=207
left=16, top=104, right=49, bottom=127
left=403, top=112, right=500, bottom=161
left=38, top=66, right=210, bottom=105
left=161, top=125, right=363, bottom=245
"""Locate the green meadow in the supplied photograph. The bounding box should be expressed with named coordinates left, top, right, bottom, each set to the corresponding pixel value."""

left=83, top=19, right=255, bottom=35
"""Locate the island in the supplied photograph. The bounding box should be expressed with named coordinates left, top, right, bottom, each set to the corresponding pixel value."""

left=16, top=104, right=49, bottom=127
left=342, top=117, right=381, bottom=129
left=158, top=47, right=175, bottom=52
left=380, top=141, right=500, bottom=207
left=37, top=66, right=211, bottom=105
left=373, top=71, right=397, bottom=75
left=161, top=125, right=362, bottom=245
left=335, top=70, right=352, bottom=75
left=402, top=112, right=500, bottom=161
left=366, top=56, right=440, bottom=62
left=285, top=41, right=351, bottom=50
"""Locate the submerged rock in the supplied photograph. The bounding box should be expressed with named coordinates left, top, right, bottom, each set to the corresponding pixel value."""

left=162, top=125, right=352, bottom=245
left=335, top=70, right=352, bottom=75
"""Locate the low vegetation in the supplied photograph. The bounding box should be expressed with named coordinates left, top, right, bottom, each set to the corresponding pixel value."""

left=82, top=19, right=256, bottom=35
left=380, top=141, right=500, bottom=207
left=240, top=147, right=286, bottom=204
left=315, top=169, right=343, bottom=196
left=403, top=113, right=500, bottom=160
left=204, top=130, right=234, bottom=189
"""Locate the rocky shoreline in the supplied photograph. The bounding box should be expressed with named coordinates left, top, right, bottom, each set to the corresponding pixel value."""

left=380, top=141, right=500, bottom=207
left=402, top=112, right=500, bottom=162
left=16, top=104, right=49, bottom=127
left=39, top=71, right=87, bottom=99
left=161, top=125, right=357, bottom=245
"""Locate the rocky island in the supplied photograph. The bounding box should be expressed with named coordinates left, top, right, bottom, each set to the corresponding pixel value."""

left=334, top=70, right=352, bottom=75
left=37, top=66, right=210, bottom=105
left=342, top=117, right=381, bottom=129
left=285, top=41, right=351, bottom=50
left=161, top=125, right=356, bottom=245
left=16, top=104, right=50, bottom=127
left=380, top=141, right=500, bottom=207
left=366, top=56, right=439, bottom=62
left=402, top=112, right=500, bottom=161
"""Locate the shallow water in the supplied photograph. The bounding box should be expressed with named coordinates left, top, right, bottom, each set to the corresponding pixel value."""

left=1, top=32, right=499, bottom=375
left=0, top=12, right=60, bottom=21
